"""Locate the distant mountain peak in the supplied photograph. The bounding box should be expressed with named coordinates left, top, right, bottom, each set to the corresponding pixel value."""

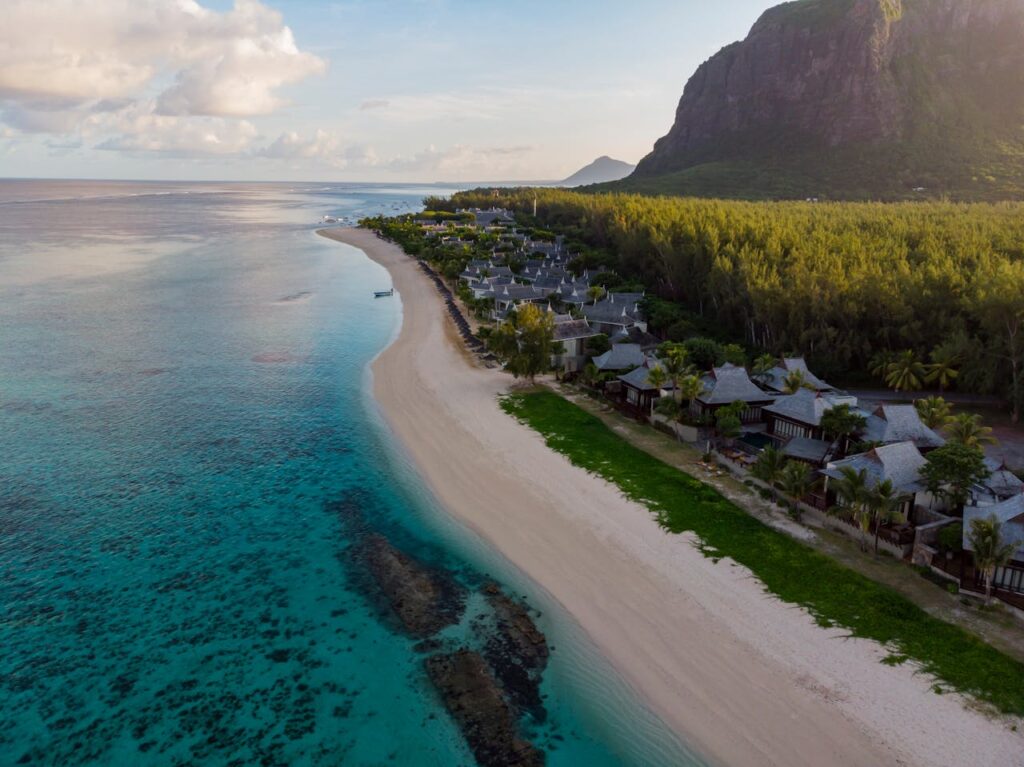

left=561, top=156, right=635, bottom=187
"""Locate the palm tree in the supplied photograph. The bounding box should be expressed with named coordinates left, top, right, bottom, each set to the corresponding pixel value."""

left=867, top=479, right=903, bottom=557
left=586, top=286, right=605, bottom=305
left=661, top=350, right=690, bottom=403
left=885, top=350, right=927, bottom=392
left=751, top=446, right=787, bottom=503
left=782, top=368, right=814, bottom=394
left=779, top=461, right=813, bottom=519
left=675, top=374, right=705, bottom=423
left=646, top=366, right=668, bottom=418
left=946, top=413, right=997, bottom=448
left=752, top=353, right=777, bottom=385
left=830, top=466, right=871, bottom=551
left=967, top=515, right=1018, bottom=604
left=914, top=396, right=952, bottom=430
left=926, top=348, right=960, bottom=393
left=868, top=350, right=895, bottom=380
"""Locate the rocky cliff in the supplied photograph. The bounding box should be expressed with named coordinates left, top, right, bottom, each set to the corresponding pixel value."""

left=627, top=0, right=1024, bottom=200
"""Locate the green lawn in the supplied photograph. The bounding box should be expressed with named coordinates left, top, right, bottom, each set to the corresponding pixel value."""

left=501, top=390, right=1024, bottom=716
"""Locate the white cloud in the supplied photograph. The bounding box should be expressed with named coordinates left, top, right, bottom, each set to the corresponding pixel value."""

left=89, top=103, right=259, bottom=157
left=0, top=0, right=325, bottom=146
left=257, top=130, right=378, bottom=169
left=383, top=144, right=535, bottom=177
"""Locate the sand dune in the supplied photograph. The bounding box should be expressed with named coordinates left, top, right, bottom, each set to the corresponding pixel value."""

left=320, top=227, right=1023, bottom=767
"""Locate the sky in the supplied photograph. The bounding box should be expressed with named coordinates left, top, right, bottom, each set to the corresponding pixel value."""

left=0, top=0, right=776, bottom=182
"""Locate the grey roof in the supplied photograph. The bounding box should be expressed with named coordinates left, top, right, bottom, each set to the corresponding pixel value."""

left=582, top=301, right=639, bottom=327
left=698, top=363, right=776, bottom=406
left=861, top=405, right=945, bottom=449
left=762, top=357, right=833, bottom=393
left=618, top=358, right=670, bottom=391
left=783, top=437, right=833, bottom=464
left=822, top=441, right=927, bottom=493
left=764, top=389, right=842, bottom=427
left=553, top=319, right=598, bottom=342
left=607, top=291, right=645, bottom=305
left=609, top=326, right=661, bottom=351
left=982, top=470, right=1024, bottom=500
left=963, top=496, right=1024, bottom=559
left=593, top=343, right=646, bottom=371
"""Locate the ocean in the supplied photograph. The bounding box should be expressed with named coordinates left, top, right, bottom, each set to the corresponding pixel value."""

left=0, top=180, right=700, bottom=766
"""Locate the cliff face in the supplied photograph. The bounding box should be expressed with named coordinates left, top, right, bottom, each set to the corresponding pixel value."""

left=631, top=0, right=1024, bottom=199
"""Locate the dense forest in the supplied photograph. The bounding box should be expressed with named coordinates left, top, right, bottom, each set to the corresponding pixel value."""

left=428, top=189, right=1024, bottom=420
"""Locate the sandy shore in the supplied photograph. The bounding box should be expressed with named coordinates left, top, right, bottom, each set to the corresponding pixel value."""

left=319, top=227, right=1023, bottom=767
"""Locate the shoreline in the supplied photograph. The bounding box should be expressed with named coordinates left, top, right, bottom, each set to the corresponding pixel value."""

left=318, top=227, right=1023, bottom=767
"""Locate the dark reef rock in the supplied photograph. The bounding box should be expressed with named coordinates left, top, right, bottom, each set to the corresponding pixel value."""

left=425, top=650, right=544, bottom=767
left=356, top=534, right=466, bottom=638
left=482, top=583, right=550, bottom=715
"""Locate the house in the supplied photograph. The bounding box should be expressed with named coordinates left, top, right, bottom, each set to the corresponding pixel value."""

left=961, top=495, right=1024, bottom=605
left=763, top=389, right=857, bottom=442
left=552, top=318, right=600, bottom=372
left=781, top=437, right=835, bottom=466
left=592, top=343, right=646, bottom=373
left=821, top=441, right=927, bottom=522
left=972, top=458, right=1024, bottom=506
left=608, top=325, right=661, bottom=353
left=581, top=300, right=643, bottom=335
left=759, top=357, right=835, bottom=394
left=618, top=359, right=670, bottom=416
left=860, top=405, right=945, bottom=452
left=692, top=363, right=776, bottom=423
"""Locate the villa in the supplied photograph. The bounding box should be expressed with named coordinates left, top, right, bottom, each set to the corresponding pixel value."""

left=820, top=441, right=927, bottom=524
left=759, top=357, right=835, bottom=394
left=692, top=363, right=776, bottom=423
left=859, top=405, right=945, bottom=452
left=592, top=343, right=647, bottom=373
left=581, top=299, right=644, bottom=335
left=618, top=359, right=671, bottom=416
left=552, top=318, right=600, bottom=373
left=961, top=495, right=1024, bottom=607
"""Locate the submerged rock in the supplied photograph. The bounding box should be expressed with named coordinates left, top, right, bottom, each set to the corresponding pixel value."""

left=425, top=650, right=544, bottom=767
left=483, top=583, right=550, bottom=715
left=356, top=534, right=466, bottom=638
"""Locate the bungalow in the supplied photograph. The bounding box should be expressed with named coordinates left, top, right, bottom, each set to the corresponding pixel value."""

left=821, top=441, right=928, bottom=522
left=759, top=357, right=835, bottom=394
left=552, top=318, right=600, bottom=373
left=692, top=363, right=776, bottom=423
left=860, top=405, right=945, bottom=452
left=609, top=325, right=661, bottom=353
left=581, top=300, right=643, bottom=335
left=972, top=458, right=1024, bottom=506
left=763, top=389, right=857, bottom=442
left=962, top=495, right=1024, bottom=605
left=592, top=343, right=646, bottom=373
left=618, top=359, right=670, bottom=416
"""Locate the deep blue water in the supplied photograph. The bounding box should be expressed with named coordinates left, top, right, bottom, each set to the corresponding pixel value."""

left=0, top=181, right=699, bottom=766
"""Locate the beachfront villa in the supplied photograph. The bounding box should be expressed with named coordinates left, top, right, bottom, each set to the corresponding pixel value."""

left=860, top=405, right=946, bottom=452
left=821, top=441, right=927, bottom=522
left=618, top=358, right=672, bottom=415
left=763, top=388, right=857, bottom=442
left=692, top=363, right=776, bottom=423
left=759, top=357, right=836, bottom=394
left=552, top=317, right=600, bottom=372
left=961, top=495, right=1024, bottom=606
left=581, top=299, right=644, bottom=336
left=592, top=343, right=647, bottom=373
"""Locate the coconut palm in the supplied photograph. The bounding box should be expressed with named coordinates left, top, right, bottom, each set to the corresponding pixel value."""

left=967, top=515, right=1018, bottom=604
left=946, top=413, right=997, bottom=448
left=782, top=368, right=814, bottom=394
left=914, top=395, right=952, bottom=430
left=752, top=353, right=777, bottom=385
left=868, top=350, right=895, bottom=380
left=926, top=348, right=960, bottom=393
left=830, top=466, right=871, bottom=550
left=778, top=461, right=813, bottom=519
left=867, top=479, right=903, bottom=557
left=751, top=446, right=787, bottom=503
left=885, top=350, right=927, bottom=392
left=661, top=350, right=690, bottom=402
left=586, top=285, right=605, bottom=305
left=646, top=366, right=668, bottom=418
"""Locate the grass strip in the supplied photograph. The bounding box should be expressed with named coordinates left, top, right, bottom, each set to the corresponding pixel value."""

left=502, top=390, right=1024, bottom=716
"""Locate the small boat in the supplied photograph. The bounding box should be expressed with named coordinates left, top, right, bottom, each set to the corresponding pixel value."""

left=374, top=289, right=394, bottom=298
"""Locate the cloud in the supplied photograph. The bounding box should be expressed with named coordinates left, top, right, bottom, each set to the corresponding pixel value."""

left=0, top=0, right=325, bottom=141
left=257, top=130, right=378, bottom=169
left=358, top=99, right=390, bottom=111
left=383, top=144, right=534, bottom=177
left=90, top=104, right=259, bottom=157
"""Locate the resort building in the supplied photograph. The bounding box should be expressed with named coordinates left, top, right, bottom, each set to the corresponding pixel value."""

left=692, top=363, right=776, bottom=423
left=859, top=405, right=945, bottom=452
left=581, top=299, right=644, bottom=335
left=961, top=495, right=1024, bottom=607
left=759, top=357, right=835, bottom=394
left=592, top=343, right=647, bottom=373
left=618, top=359, right=671, bottom=416
left=820, top=441, right=927, bottom=522
left=763, top=389, right=856, bottom=441
left=552, top=318, right=600, bottom=372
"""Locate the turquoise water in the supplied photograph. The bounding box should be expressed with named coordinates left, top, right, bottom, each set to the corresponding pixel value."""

left=0, top=181, right=700, bottom=766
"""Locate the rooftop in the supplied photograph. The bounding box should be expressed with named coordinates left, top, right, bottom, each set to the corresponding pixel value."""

left=861, top=405, right=945, bottom=449
left=698, top=363, right=776, bottom=405
left=822, top=441, right=927, bottom=493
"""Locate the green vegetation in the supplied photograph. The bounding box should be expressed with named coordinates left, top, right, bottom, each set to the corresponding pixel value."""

left=501, top=389, right=1024, bottom=715
left=437, top=188, right=1024, bottom=420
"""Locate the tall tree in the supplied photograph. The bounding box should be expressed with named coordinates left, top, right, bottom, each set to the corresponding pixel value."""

left=967, top=515, right=1018, bottom=604
left=830, top=467, right=871, bottom=551
left=820, top=404, right=867, bottom=455
left=972, top=260, right=1024, bottom=423
left=646, top=366, right=668, bottom=418
left=782, top=368, right=813, bottom=394
left=752, top=353, right=777, bottom=385
left=493, top=303, right=555, bottom=383
left=779, top=461, right=813, bottom=519
left=751, top=446, right=787, bottom=503
left=926, top=347, right=960, bottom=393
left=867, top=479, right=903, bottom=557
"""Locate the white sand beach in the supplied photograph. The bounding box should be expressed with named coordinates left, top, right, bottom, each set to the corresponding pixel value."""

left=320, top=227, right=1023, bottom=767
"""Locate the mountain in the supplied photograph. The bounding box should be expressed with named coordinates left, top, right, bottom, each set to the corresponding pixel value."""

left=560, top=156, right=636, bottom=186
left=618, top=0, right=1024, bottom=201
